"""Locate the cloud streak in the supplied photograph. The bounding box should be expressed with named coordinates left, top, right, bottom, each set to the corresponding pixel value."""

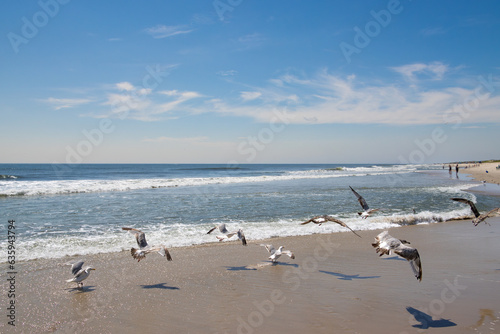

left=41, top=97, right=93, bottom=110
left=145, top=25, right=194, bottom=39
left=207, top=68, right=500, bottom=125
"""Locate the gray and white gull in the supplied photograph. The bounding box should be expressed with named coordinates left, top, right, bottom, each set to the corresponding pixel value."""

left=350, top=186, right=380, bottom=219
left=372, top=231, right=422, bottom=281
left=301, top=215, right=361, bottom=238
left=260, top=244, right=295, bottom=263
left=451, top=198, right=500, bottom=226
left=207, top=223, right=247, bottom=246
left=66, top=260, right=95, bottom=289
left=122, top=227, right=173, bottom=262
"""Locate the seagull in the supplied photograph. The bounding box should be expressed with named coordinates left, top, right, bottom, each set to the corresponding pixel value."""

left=66, top=260, right=95, bottom=289
left=207, top=223, right=230, bottom=235
left=372, top=231, right=422, bottom=281
left=301, top=215, right=361, bottom=238
left=208, top=223, right=247, bottom=246
left=450, top=198, right=500, bottom=226
left=260, top=244, right=295, bottom=263
left=349, top=186, right=380, bottom=219
left=122, top=227, right=173, bottom=262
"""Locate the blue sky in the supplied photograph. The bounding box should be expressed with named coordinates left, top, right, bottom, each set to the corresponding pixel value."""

left=1, top=0, right=500, bottom=164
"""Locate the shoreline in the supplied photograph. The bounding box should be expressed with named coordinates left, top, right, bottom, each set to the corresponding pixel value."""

left=454, top=162, right=500, bottom=185
left=2, top=218, right=499, bottom=333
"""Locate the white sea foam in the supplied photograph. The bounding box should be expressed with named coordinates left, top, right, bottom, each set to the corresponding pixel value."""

left=0, top=166, right=417, bottom=197
left=2, top=208, right=474, bottom=263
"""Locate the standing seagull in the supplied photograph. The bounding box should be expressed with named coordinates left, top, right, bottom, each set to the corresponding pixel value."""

left=451, top=198, right=500, bottom=226
left=372, top=231, right=422, bottom=281
left=122, top=227, right=173, bottom=262
left=260, top=244, right=295, bottom=263
left=66, top=260, right=95, bottom=289
left=301, top=215, right=361, bottom=238
left=208, top=223, right=247, bottom=246
left=350, top=186, right=380, bottom=219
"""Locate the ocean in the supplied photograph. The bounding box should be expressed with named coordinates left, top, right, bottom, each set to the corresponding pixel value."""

left=0, top=163, right=495, bottom=262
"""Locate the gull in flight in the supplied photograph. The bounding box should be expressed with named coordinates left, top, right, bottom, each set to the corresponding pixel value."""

left=372, top=231, right=422, bottom=281
left=207, top=223, right=247, bottom=246
left=450, top=198, right=500, bottom=226
left=122, top=227, right=173, bottom=262
left=350, top=186, right=380, bottom=219
left=301, top=215, right=361, bottom=238
left=260, top=244, right=295, bottom=263
left=66, top=260, right=95, bottom=289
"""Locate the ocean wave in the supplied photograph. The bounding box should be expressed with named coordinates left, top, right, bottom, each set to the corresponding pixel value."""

left=1, top=208, right=473, bottom=263
left=0, top=174, right=18, bottom=179
left=0, top=167, right=415, bottom=197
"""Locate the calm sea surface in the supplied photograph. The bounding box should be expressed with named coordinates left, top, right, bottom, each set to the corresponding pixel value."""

left=0, top=163, right=496, bottom=262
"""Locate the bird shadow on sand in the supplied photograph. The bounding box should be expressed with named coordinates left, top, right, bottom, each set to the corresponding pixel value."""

left=225, top=265, right=258, bottom=271
left=268, top=261, right=299, bottom=268
left=66, top=285, right=96, bottom=293
left=140, top=283, right=180, bottom=290
left=406, top=307, right=457, bottom=329
left=319, top=270, right=380, bottom=280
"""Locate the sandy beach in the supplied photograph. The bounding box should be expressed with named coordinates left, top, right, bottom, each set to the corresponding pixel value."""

left=2, top=217, right=500, bottom=334
left=455, top=162, right=500, bottom=185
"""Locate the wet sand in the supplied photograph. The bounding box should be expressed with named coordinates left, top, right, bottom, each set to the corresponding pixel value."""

left=2, top=218, right=500, bottom=333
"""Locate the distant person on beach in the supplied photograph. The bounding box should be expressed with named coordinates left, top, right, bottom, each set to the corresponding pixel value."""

left=449, top=165, right=452, bottom=174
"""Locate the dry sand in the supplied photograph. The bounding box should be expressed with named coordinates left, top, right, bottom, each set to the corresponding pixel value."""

left=2, top=218, right=500, bottom=334
left=456, top=162, right=500, bottom=185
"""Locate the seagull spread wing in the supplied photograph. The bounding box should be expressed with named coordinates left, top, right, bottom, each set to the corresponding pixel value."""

left=350, top=186, right=370, bottom=211
left=475, top=207, right=500, bottom=225
left=323, top=216, right=362, bottom=238
left=67, top=260, right=84, bottom=276
left=451, top=198, right=480, bottom=217
left=372, top=231, right=422, bottom=281
left=260, top=244, right=275, bottom=254
left=122, top=227, right=149, bottom=249
left=395, top=247, right=422, bottom=281
left=282, top=250, right=295, bottom=259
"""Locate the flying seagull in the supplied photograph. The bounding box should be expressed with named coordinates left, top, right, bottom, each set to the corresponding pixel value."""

left=208, top=223, right=247, bottom=246
left=372, top=231, right=422, bottom=281
left=301, top=215, right=362, bottom=238
left=450, top=198, right=500, bottom=226
left=350, top=186, right=380, bottom=219
left=122, top=227, right=173, bottom=262
left=207, top=223, right=230, bottom=235
left=260, top=244, right=295, bottom=263
left=66, top=260, right=95, bottom=289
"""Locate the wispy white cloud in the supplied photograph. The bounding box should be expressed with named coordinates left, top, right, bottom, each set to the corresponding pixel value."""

left=116, top=81, right=135, bottom=91
left=145, top=25, right=193, bottom=39
left=240, top=91, right=262, bottom=101
left=41, top=97, right=93, bottom=110
left=99, top=85, right=203, bottom=121
left=391, top=62, right=449, bottom=81
left=206, top=68, right=500, bottom=125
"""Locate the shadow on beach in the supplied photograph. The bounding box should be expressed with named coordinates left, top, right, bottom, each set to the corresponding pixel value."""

left=65, top=285, right=96, bottom=293
left=319, top=270, right=380, bottom=280
left=139, top=283, right=180, bottom=290
left=406, top=307, right=457, bottom=329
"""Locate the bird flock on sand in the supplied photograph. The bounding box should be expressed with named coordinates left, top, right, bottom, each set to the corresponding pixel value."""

left=65, top=186, right=499, bottom=289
